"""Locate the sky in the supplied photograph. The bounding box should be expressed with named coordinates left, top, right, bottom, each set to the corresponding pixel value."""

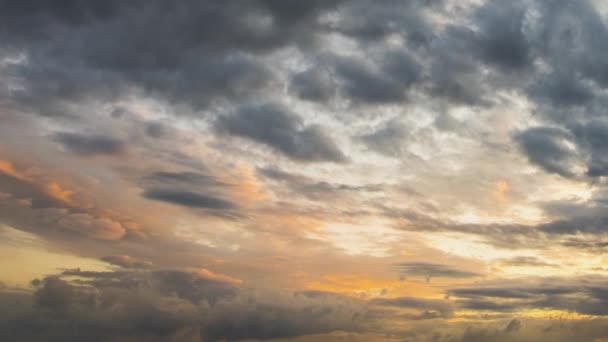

left=2, top=0, right=608, bottom=341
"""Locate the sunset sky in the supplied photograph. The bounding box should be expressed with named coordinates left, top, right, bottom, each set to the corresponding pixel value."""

left=2, top=1, right=608, bottom=341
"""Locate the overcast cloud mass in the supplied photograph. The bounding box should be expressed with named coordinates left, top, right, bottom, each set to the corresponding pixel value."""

left=3, top=0, right=608, bottom=341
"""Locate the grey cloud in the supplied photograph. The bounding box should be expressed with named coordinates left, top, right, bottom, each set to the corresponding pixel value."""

left=144, top=122, right=167, bottom=138
left=289, top=67, right=336, bottom=103
left=259, top=166, right=384, bottom=200
left=143, top=189, right=236, bottom=210
left=0, top=268, right=367, bottom=341
left=516, top=121, right=608, bottom=179
left=52, top=132, right=125, bottom=156
left=393, top=262, right=482, bottom=282
left=497, top=256, right=559, bottom=268
left=329, top=0, right=438, bottom=46
left=473, top=0, right=531, bottom=71
left=144, top=171, right=227, bottom=188
left=449, top=277, right=608, bottom=316
left=0, top=0, right=354, bottom=120
left=100, top=255, right=152, bottom=269
left=569, top=121, right=608, bottom=177
left=358, top=119, right=410, bottom=157
left=371, top=296, right=454, bottom=319
left=514, top=127, right=580, bottom=178
left=215, top=103, right=346, bottom=162
left=528, top=72, right=595, bottom=108
left=504, top=318, right=523, bottom=332
left=332, top=52, right=420, bottom=104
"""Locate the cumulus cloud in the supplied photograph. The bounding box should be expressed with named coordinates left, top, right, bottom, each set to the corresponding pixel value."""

left=0, top=269, right=367, bottom=342
left=4, top=0, right=608, bottom=340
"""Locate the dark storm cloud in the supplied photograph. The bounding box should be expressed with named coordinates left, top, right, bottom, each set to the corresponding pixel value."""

left=393, top=262, right=482, bottom=282
left=52, top=132, right=125, bottom=156
left=215, top=103, right=346, bottom=162
left=143, top=189, right=236, bottom=210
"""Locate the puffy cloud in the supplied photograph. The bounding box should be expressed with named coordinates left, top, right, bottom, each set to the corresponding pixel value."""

left=0, top=269, right=368, bottom=341
left=215, top=103, right=346, bottom=163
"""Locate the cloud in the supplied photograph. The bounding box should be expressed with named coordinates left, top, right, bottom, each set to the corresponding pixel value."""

left=0, top=268, right=367, bottom=341
left=514, top=127, right=580, bottom=178
left=449, top=276, right=608, bottom=316
left=143, top=171, right=228, bottom=188
left=332, top=52, right=420, bottom=104
left=144, top=121, right=167, bottom=138
left=215, top=103, right=346, bottom=162
left=473, top=0, right=531, bottom=71
left=52, top=132, right=125, bottom=156
left=58, top=213, right=126, bottom=240
left=496, top=256, right=559, bottom=268
left=393, top=262, right=482, bottom=282
left=289, top=67, right=336, bottom=102
left=504, top=318, right=523, bottom=332
left=259, top=166, right=384, bottom=201
left=100, top=255, right=152, bottom=269
left=357, top=119, right=410, bottom=157
left=370, top=296, right=454, bottom=319
left=142, top=189, right=236, bottom=210
left=0, top=0, right=348, bottom=116
left=0, top=160, right=139, bottom=240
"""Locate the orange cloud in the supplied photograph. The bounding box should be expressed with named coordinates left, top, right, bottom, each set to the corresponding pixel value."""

left=192, top=268, right=243, bottom=285
left=492, top=179, right=509, bottom=202
left=44, top=181, right=74, bottom=205
left=0, top=159, right=29, bottom=181
left=220, top=163, right=266, bottom=205
left=58, top=213, right=126, bottom=240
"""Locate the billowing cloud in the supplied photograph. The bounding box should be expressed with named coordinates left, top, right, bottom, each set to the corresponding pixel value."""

left=3, top=0, right=608, bottom=340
